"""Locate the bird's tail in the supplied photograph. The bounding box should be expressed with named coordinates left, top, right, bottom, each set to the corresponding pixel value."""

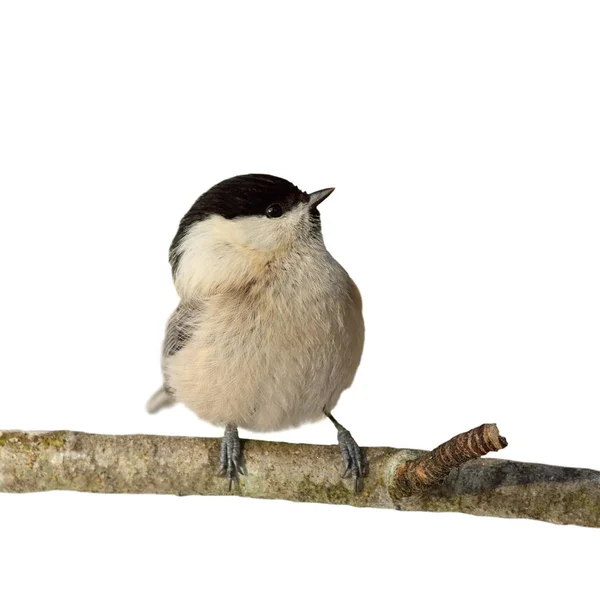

left=146, top=387, right=177, bottom=414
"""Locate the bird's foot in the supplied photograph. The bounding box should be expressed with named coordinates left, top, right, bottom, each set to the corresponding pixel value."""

left=216, top=424, right=246, bottom=490
left=336, top=426, right=366, bottom=493
left=325, top=411, right=366, bottom=492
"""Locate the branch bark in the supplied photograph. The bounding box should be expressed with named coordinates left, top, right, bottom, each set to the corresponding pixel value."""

left=1, top=427, right=598, bottom=528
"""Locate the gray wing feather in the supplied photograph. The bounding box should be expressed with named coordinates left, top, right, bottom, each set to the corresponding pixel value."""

left=163, top=302, right=196, bottom=357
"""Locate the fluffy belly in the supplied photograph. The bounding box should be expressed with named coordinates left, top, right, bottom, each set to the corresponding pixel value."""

left=166, top=329, right=344, bottom=431
left=165, top=294, right=362, bottom=432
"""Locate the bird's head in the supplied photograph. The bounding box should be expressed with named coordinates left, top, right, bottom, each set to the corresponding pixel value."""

left=169, top=174, right=335, bottom=299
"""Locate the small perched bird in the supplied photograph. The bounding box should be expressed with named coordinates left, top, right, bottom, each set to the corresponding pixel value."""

left=147, top=174, right=365, bottom=490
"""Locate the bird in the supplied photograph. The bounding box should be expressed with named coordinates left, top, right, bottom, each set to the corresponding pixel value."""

left=147, top=174, right=365, bottom=491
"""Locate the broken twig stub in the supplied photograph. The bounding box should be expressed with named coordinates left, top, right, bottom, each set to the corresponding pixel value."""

left=391, top=423, right=508, bottom=497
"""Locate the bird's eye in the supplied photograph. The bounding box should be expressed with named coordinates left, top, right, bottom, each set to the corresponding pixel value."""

left=266, top=204, right=284, bottom=218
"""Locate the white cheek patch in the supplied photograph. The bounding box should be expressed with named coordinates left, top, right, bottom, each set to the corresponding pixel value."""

left=218, top=214, right=279, bottom=251
left=227, top=205, right=306, bottom=251
left=173, top=207, right=308, bottom=299
left=174, top=216, right=254, bottom=299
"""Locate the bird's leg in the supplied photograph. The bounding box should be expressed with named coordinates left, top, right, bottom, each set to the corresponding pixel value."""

left=216, top=423, right=246, bottom=490
left=325, top=411, right=366, bottom=492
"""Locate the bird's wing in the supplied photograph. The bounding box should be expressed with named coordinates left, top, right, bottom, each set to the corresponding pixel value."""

left=146, top=302, right=202, bottom=414
left=162, top=302, right=198, bottom=357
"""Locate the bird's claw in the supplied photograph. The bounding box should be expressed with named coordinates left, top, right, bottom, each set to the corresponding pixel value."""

left=217, top=424, right=246, bottom=490
left=337, top=427, right=366, bottom=493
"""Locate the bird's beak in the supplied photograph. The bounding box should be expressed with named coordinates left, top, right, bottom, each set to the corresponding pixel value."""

left=308, top=187, right=335, bottom=208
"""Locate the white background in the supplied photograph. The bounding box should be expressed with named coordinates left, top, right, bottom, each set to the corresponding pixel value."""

left=1, top=2, right=599, bottom=598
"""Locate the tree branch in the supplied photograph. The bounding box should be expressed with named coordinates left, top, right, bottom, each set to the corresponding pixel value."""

left=1, top=426, right=598, bottom=528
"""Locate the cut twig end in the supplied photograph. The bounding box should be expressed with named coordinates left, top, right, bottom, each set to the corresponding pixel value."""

left=482, top=423, right=508, bottom=451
